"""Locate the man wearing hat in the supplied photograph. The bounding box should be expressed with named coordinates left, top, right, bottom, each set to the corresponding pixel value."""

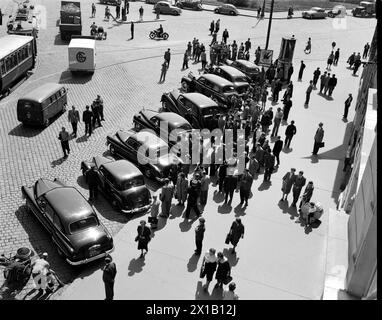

left=312, top=122, right=324, bottom=155
left=159, top=178, right=174, bottom=218
left=185, top=180, right=201, bottom=219
left=239, top=169, right=253, bottom=207
left=102, top=256, right=117, bottom=300
left=194, top=217, right=206, bottom=255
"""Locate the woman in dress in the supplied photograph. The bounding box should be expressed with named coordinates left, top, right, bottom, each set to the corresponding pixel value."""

left=200, top=248, right=217, bottom=291
left=281, top=168, right=297, bottom=201
left=215, top=252, right=231, bottom=288
left=135, top=220, right=151, bottom=258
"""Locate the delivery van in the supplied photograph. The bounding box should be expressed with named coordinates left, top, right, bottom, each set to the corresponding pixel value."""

left=68, top=36, right=96, bottom=73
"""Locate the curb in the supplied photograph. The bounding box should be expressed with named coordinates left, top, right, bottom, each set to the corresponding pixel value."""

left=110, top=19, right=166, bottom=24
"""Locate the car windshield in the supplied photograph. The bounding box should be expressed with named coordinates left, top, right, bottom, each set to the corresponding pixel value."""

left=202, top=107, right=220, bottom=117
left=119, top=177, right=145, bottom=190
left=223, top=86, right=236, bottom=93
left=233, top=76, right=249, bottom=83
left=69, top=217, right=98, bottom=234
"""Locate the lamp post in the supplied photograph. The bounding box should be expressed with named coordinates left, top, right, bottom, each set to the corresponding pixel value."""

left=265, top=0, right=275, bottom=50
left=261, top=0, right=265, bottom=18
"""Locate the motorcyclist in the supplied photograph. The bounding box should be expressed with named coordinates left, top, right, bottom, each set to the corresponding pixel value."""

left=97, top=26, right=106, bottom=39
left=90, top=22, right=97, bottom=35
left=156, top=24, right=164, bottom=38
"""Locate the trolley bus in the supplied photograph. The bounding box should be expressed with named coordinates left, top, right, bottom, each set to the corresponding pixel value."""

left=0, top=35, right=37, bottom=97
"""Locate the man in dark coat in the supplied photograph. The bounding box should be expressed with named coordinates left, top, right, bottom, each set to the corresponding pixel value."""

left=282, top=95, right=292, bottom=122
left=182, top=50, right=189, bottom=69
left=327, top=74, right=337, bottom=96
left=362, top=43, right=370, bottom=59
left=287, top=64, right=294, bottom=83
left=218, top=161, right=227, bottom=192
left=222, top=29, right=229, bottom=44
left=239, top=169, right=253, bottom=207
left=91, top=101, right=102, bottom=128
left=312, top=122, right=324, bottom=155
left=164, top=48, right=171, bottom=67
left=353, top=59, right=362, bottom=75
left=343, top=93, right=353, bottom=120
left=297, top=60, right=306, bottom=81
left=83, top=105, right=93, bottom=136
left=194, top=217, right=205, bottom=255
left=284, top=120, right=296, bottom=149
left=159, top=178, right=174, bottom=218
left=245, top=38, right=251, bottom=52
left=272, top=79, right=282, bottom=102
left=185, top=181, right=201, bottom=219
left=86, top=166, right=99, bottom=201
left=272, top=136, right=283, bottom=166
left=305, top=80, right=314, bottom=106
left=228, top=218, right=244, bottom=253
left=102, top=256, right=117, bottom=300
left=334, top=48, right=340, bottom=65
left=209, top=20, right=215, bottom=35
left=223, top=174, right=237, bottom=204
left=312, top=67, right=321, bottom=89
left=130, top=21, right=134, bottom=39
left=319, top=71, right=327, bottom=93
left=291, top=171, right=306, bottom=207
left=263, top=150, right=275, bottom=182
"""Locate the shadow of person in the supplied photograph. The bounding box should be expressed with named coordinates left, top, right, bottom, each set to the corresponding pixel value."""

left=258, top=181, right=271, bottom=191
left=128, top=257, right=146, bottom=276
left=187, top=254, right=201, bottom=273
left=210, top=285, right=224, bottom=300
left=287, top=204, right=299, bottom=220
left=150, top=216, right=167, bottom=238
left=278, top=199, right=290, bottom=215
left=50, top=156, right=67, bottom=168
left=195, top=280, right=210, bottom=300
left=169, top=204, right=184, bottom=220
left=76, top=135, right=88, bottom=143
left=218, top=203, right=232, bottom=214
left=179, top=218, right=193, bottom=232
left=223, top=248, right=239, bottom=267
left=76, top=175, right=89, bottom=190
left=282, top=147, right=293, bottom=154
left=213, top=190, right=225, bottom=203
left=234, top=204, right=246, bottom=217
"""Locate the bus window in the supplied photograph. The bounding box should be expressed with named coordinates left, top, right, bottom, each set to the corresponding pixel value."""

left=18, top=50, right=22, bottom=63
left=49, top=96, right=54, bottom=104
left=0, top=60, right=5, bottom=75
left=27, top=43, right=32, bottom=56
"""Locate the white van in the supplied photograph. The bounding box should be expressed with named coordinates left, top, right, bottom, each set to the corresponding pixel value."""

left=68, top=37, right=96, bottom=73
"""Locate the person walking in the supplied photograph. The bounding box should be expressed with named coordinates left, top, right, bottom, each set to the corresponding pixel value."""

left=257, top=6, right=262, bottom=18
left=159, top=178, right=174, bottom=218
left=194, top=217, right=206, bottom=255
left=58, top=127, right=70, bottom=158
left=159, top=61, right=167, bottom=82
left=272, top=136, right=283, bottom=166
left=91, top=101, right=102, bottom=128
left=334, top=48, right=340, bottom=65
left=312, top=67, right=321, bottom=89
left=182, top=50, right=189, bottom=70
left=214, top=19, right=220, bottom=33
left=284, top=120, right=296, bottom=149
left=304, top=37, right=311, bottom=54
left=223, top=282, right=239, bottom=300
left=255, top=46, right=261, bottom=65
left=82, top=105, right=93, bottom=136
left=297, top=60, right=306, bottom=81
left=342, top=93, right=353, bottom=120
left=319, top=71, right=327, bottom=94
left=284, top=81, right=293, bottom=99
left=31, top=252, right=50, bottom=295
left=104, top=6, right=110, bottom=20
left=67, top=105, right=80, bottom=137
left=271, top=108, right=283, bottom=137
left=326, top=51, right=334, bottom=70
left=215, top=252, right=231, bottom=288
left=149, top=194, right=159, bottom=229
left=245, top=38, right=251, bottom=52
left=291, top=171, right=306, bottom=207
left=261, top=88, right=268, bottom=110
left=155, top=5, right=160, bottom=19
left=287, top=64, right=294, bottom=83
left=353, top=58, right=362, bottom=75
left=199, top=170, right=210, bottom=206
left=200, top=248, right=217, bottom=291
left=228, top=218, right=244, bottom=253
left=282, top=95, right=292, bottom=123
left=305, top=80, right=314, bottom=106
left=263, top=150, right=275, bottom=182
left=86, top=166, right=99, bottom=201
left=185, top=180, right=201, bottom=219
left=223, top=174, right=237, bottom=204
left=95, top=95, right=104, bottom=121
left=272, top=79, right=282, bottom=102
left=239, top=169, right=253, bottom=207
left=130, top=21, right=134, bottom=39
left=209, top=20, right=215, bottom=35
left=218, top=161, right=227, bottom=193
left=102, top=256, right=117, bottom=300
left=312, top=122, right=324, bottom=155
left=116, top=3, right=120, bottom=19
left=362, top=42, right=370, bottom=59
left=347, top=52, right=356, bottom=68
left=135, top=220, right=151, bottom=258
left=91, top=3, right=96, bottom=18
left=323, top=72, right=331, bottom=95
left=201, top=50, right=207, bottom=70
left=222, top=29, right=229, bottom=44
left=175, top=172, right=188, bottom=206
left=327, top=74, right=337, bottom=97
left=299, top=181, right=314, bottom=209
left=164, top=48, right=171, bottom=67
left=139, top=6, right=144, bottom=22
left=281, top=168, right=296, bottom=201
left=260, top=108, right=272, bottom=133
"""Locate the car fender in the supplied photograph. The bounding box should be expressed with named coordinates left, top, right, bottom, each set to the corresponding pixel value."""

left=81, top=161, right=93, bottom=173
left=181, top=76, right=192, bottom=85
left=21, top=185, right=37, bottom=207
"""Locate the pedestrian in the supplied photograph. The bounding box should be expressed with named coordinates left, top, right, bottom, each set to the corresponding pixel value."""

left=353, top=58, right=362, bottom=75
left=159, top=178, right=174, bottom=217
left=284, top=120, right=296, bottom=149
left=58, top=127, right=70, bottom=158
left=319, top=71, right=327, bottom=93
left=86, top=166, right=99, bottom=201
left=163, top=48, right=171, bottom=67
left=67, top=105, right=80, bottom=137
left=248, top=153, right=259, bottom=177
left=239, top=169, right=253, bottom=207
left=334, top=48, right=340, bottom=65
left=194, top=217, right=205, bottom=255
left=312, top=122, right=324, bottom=155
left=31, top=252, right=50, bottom=295
left=218, top=161, right=227, bottom=192
left=263, top=150, right=275, bottom=182
left=82, top=105, right=93, bottom=136
left=299, top=181, right=314, bottom=208
left=200, top=248, right=217, bottom=291
left=312, top=67, right=321, bottom=89
left=215, top=19, right=220, bottom=33
left=304, top=37, right=311, bottom=54
left=343, top=93, right=353, bottom=120
left=175, top=172, right=188, bottom=205
left=291, top=171, right=306, bottom=207
left=283, top=81, right=293, bottom=100
left=298, top=60, right=306, bottom=81
left=362, top=42, right=370, bottom=59
left=135, top=220, right=151, bottom=258
left=273, top=79, right=282, bottom=102
left=323, top=72, right=331, bottom=95
left=281, top=168, right=296, bottom=201
left=331, top=41, right=336, bottom=50
left=139, top=6, right=144, bottom=22
left=155, top=5, right=160, bottom=19
left=305, top=80, right=314, bottom=106
left=222, top=29, right=229, bottom=44
left=260, top=108, right=272, bottom=133
left=223, top=282, right=239, bottom=300
left=102, top=256, right=117, bottom=300
left=149, top=194, right=159, bottom=229
left=326, top=51, right=334, bottom=70
left=272, top=136, right=283, bottom=166
left=261, top=88, right=268, bottom=110
left=257, top=6, right=261, bottom=18
left=95, top=94, right=104, bottom=121
left=209, top=20, right=215, bottom=36
left=91, top=3, right=96, bottom=18
left=105, top=6, right=110, bottom=20
left=287, top=64, right=294, bottom=83
left=91, top=101, right=102, bottom=128
left=185, top=180, right=201, bottom=219
left=215, top=252, right=231, bottom=288
left=130, top=21, right=134, bottom=39
left=347, top=52, right=356, bottom=68
left=182, top=50, right=189, bottom=69
left=245, top=38, right=251, bottom=52
left=254, top=46, right=261, bottom=65
left=223, top=174, right=237, bottom=204
left=228, top=218, right=244, bottom=253
left=253, top=143, right=264, bottom=172
left=125, top=1, right=129, bottom=14
left=271, top=108, right=283, bottom=137
left=116, top=3, right=120, bottom=19
left=282, top=96, right=292, bottom=122
left=199, top=170, right=210, bottom=206
left=210, top=32, right=217, bottom=46
left=201, top=50, right=207, bottom=69
left=327, top=74, right=337, bottom=96
left=159, top=61, right=167, bottom=82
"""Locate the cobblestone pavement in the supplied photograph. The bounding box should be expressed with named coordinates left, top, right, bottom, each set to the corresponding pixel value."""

left=0, top=0, right=376, bottom=299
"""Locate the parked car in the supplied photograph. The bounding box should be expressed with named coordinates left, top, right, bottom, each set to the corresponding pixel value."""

left=106, top=129, right=181, bottom=182
left=133, top=109, right=192, bottom=146
left=21, top=178, right=114, bottom=265
left=352, top=1, right=375, bottom=17
left=327, top=5, right=346, bottom=18
left=214, top=4, right=238, bottom=16
left=99, top=0, right=119, bottom=5
left=146, top=0, right=167, bottom=4
left=302, top=7, right=327, bottom=19
left=208, top=65, right=250, bottom=96
left=176, top=0, right=203, bottom=10
left=154, top=1, right=182, bottom=15
left=226, top=59, right=261, bottom=83
left=161, top=89, right=221, bottom=130
left=81, top=156, right=152, bottom=214
left=180, top=72, right=238, bottom=108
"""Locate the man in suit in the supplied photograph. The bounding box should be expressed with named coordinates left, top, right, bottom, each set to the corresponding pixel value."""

left=343, top=93, right=353, bottom=120
left=86, top=166, right=99, bottom=201
left=312, top=67, right=321, bottom=89
left=263, top=150, right=275, bottom=182
left=194, top=217, right=205, bottom=255
left=319, top=71, right=327, bottom=94
left=297, top=60, right=306, bottom=81
left=305, top=80, right=314, bottom=106
left=327, top=74, right=337, bottom=97
left=223, top=174, right=237, bottom=204
left=272, top=136, right=283, bottom=166
left=102, top=256, right=117, bottom=300
left=239, top=169, right=253, bottom=207
left=159, top=178, right=174, bottom=218
left=82, top=105, right=93, bottom=136
left=284, top=120, right=297, bottom=149
left=185, top=180, right=201, bottom=219
left=312, top=122, right=324, bottom=155
left=291, top=171, right=306, bottom=207
left=67, top=105, right=80, bottom=137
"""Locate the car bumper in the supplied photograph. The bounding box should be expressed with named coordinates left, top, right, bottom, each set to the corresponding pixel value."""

left=121, top=203, right=152, bottom=214
left=66, top=246, right=115, bottom=266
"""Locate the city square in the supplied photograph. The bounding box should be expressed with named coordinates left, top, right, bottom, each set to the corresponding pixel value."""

left=0, top=0, right=377, bottom=302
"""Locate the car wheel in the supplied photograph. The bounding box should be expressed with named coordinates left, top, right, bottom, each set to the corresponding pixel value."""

left=309, top=15, right=313, bottom=19
left=229, top=11, right=235, bottom=16
left=181, top=81, right=189, bottom=92
left=214, top=8, right=219, bottom=14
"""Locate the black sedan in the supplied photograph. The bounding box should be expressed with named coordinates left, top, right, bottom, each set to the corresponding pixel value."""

left=81, top=156, right=152, bottom=215
left=21, top=178, right=114, bottom=265
left=106, top=129, right=182, bottom=182
left=176, top=0, right=203, bottom=10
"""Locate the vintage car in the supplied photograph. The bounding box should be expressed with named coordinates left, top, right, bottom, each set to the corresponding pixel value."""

left=133, top=109, right=192, bottom=146
left=181, top=72, right=238, bottom=108
left=81, top=156, right=152, bottom=214
left=154, top=1, right=182, bottom=15
left=208, top=65, right=250, bottom=96
left=226, top=59, right=261, bottom=82
left=302, top=7, right=327, bottom=19
left=106, top=129, right=182, bottom=182
left=214, top=4, right=239, bottom=16
left=21, top=178, right=114, bottom=265
left=161, top=89, right=221, bottom=130
left=99, top=0, right=120, bottom=5
left=352, top=1, right=375, bottom=17
left=327, top=5, right=346, bottom=18
left=176, top=0, right=203, bottom=10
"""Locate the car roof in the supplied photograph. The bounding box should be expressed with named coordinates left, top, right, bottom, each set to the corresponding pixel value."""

left=102, top=160, right=142, bottom=182
left=234, top=59, right=259, bottom=68
left=157, top=1, right=170, bottom=4
left=182, top=92, right=219, bottom=108
left=19, top=83, right=65, bottom=104
left=311, top=7, right=323, bottom=10
left=223, top=4, right=235, bottom=8
left=0, top=35, right=34, bottom=60
left=200, top=73, right=234, bottom=87
left=45, top=187, right=95, bottom=225
left=155, top=112, right=190, bottom=126
left=218, top=65, right=247, bottom=77
left=132, top=130, right=168, bottom=149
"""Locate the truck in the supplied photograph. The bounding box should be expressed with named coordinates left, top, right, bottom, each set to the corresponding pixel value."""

left=352, top=1, right=376, bottom=17
left=59, top=1, right=82, bottom=41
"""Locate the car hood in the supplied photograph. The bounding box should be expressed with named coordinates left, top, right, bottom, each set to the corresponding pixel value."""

left=67, top=225, right=110, bottom=253
left=120, top=186, right=150, bottom=201
left=154, top=153, right=181, bottom=170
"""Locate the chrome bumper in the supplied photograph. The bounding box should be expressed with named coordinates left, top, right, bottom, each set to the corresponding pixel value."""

left=66, top=246, right=115, bottom=266
left=121, top=203, right=152, bottom=215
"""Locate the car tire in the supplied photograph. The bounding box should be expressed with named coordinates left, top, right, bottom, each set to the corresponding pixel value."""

left=229, top=11, right=235, bottom=16
left=214, top=8, right=219, bottom=14
left=181, top=81, right=189, bottom=92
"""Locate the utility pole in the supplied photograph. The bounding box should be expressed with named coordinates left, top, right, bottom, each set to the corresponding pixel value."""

left=261, top=0, right=265, bottom=18
left=265, top=0, right=275, bottom=50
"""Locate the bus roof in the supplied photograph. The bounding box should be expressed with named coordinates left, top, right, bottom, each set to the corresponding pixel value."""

left=0, top=35, right=34, bottom=60
left=68, top=38, right=95, bottom=49
left=19, top=83, right=65, bottom=104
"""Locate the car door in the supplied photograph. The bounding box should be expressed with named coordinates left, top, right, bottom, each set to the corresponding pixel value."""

left=52, top=213, right=70, bottom=253
left=35, top=195, right=53, bottom=232
left=196, top=76, right=208, bottom=95
left=177, top=95, right=188, bottom=117
left=43, top=202, right=57, bottom=235
left=125, top=137, right=141, bottom=163
left=97, top=165, right=107, bottom=190
left=184, top=98, right=201, bottom=128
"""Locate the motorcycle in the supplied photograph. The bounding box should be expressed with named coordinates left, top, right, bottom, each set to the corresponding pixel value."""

left=0, top=247, right=33, bottom=284
left=149, top=30, right=169, bottom=40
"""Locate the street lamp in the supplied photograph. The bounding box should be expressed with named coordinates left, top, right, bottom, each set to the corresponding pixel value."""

left=265, top=0, right=275, bottom=50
